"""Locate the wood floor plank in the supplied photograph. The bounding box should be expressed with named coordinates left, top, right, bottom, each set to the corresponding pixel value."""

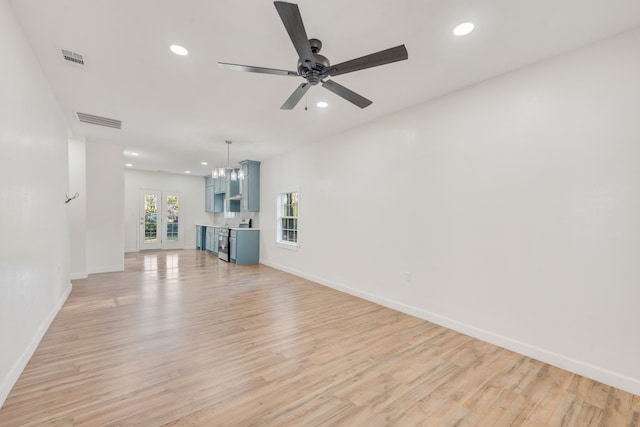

left=0, top=249, right=638, bottom=426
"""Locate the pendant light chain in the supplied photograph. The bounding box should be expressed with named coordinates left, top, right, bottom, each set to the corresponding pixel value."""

left=229, top=141, right=237, bottom=180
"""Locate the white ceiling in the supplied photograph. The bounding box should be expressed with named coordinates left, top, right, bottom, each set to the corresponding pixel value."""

left=10, top=0, right=640, bottom=176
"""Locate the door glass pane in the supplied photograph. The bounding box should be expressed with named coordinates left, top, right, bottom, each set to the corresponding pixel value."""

left=166, top=195, right=179, bottom=241
left=144, top=194, right=158, bottom=243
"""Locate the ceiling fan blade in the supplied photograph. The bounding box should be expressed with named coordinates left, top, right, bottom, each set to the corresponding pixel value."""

left=281, top=82, right=311, bottom=110
left=274, top=1, right=316, bottom=70
left=218, top=62, right=299, bottom=76
left=322, top=80, right=372, bottom=109
left=327, top=45, right=408, bottom=77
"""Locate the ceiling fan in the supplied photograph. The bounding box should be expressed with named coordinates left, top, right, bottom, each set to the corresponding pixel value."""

left=218, top=1, right=408, bottom=110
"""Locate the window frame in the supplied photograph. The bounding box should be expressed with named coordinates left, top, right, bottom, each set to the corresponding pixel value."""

left=276, top=191, right=300, bottom=248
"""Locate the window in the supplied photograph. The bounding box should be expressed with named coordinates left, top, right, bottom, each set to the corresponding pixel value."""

left=277, top=192, right=299, bottom=245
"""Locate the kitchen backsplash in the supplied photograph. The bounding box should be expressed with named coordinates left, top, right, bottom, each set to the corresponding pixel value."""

left=209, top=211, right=260, bottom=228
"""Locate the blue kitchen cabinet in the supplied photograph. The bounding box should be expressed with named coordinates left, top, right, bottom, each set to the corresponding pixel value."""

left=226, top=170, right=240, bottom=198
left=206, top=227, right=217, bottom=253
left=212, top=227, right=220, bottom=255
left=230, top=229, right=259, bottom=265
left=213, top=193, right=224, bottom=212
left=239, top=160, right=260, bottom=212
left=214, top=176, right=225, bottom=194
left=196, top=225, right=207, bottom=250
left=205, top=175, right=224, bottom=213
left=205, top=176, right=215, bottom=213
left=226, top=169, right=241, bottom=213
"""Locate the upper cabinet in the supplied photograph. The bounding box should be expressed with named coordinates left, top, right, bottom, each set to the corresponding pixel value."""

left=204, top=160, right=260, bottom=214
left=226, top=170, right=240, bottom=198
left=214, top=175, right=225, bottom=194
left=204, top=175, right=224, bottom=213
left=205, top=176, right=214, bottom=212
left=240, top=160, right=260, bottom=212
left=226, top=169, right=241, bottom=213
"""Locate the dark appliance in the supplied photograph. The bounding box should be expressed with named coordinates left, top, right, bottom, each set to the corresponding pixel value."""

left=218, top=228, right=230, bottom=261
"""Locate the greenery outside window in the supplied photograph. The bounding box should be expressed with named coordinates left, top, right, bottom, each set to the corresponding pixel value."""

left=277, top=192, right=299, bottom=245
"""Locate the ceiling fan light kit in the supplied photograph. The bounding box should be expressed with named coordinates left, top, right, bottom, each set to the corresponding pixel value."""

left=218, top=1, right=408, bottom=110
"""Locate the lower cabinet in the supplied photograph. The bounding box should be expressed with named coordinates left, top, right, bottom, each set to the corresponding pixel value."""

left=213, top=227, right=220, bottom=255
left=230, top=229, right=259, bottom=265
left=196, top=225, right=203, bottom=250
left=205, top=227, right=217, bottom=254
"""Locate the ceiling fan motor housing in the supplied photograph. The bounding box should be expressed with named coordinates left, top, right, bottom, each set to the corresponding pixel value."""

left=297, top=38, right=330, bottom=85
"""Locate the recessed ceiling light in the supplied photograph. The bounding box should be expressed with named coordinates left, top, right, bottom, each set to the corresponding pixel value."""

left=454, top=22, right=474, bottom=36
left=125, top=163, right=133, bottom=167
left=170, top=44, right=189, bottom=56
left=185, top=170, right=191, bottom=174
left=130, top=152, right=139, bottom=156
left=201, top=161, right=208, bottom=166
left=317, top=101, right=328, bottom=108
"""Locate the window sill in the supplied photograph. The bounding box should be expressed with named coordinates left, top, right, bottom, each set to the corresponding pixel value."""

left=276, top=241, right=300, bottom=251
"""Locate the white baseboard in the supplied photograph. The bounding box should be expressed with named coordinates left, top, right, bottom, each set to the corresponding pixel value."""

left=260, top=259, right=640, bottom=397
left=88, top=264, right=124, bottom=274
left=70, top=272, right=88, bottom=280
left=126, top=246, right=195, bottom=254
left=0, top=282, right=72, bottom=409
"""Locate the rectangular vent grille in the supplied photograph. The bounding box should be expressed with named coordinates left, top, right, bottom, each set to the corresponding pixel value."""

left=61, top=49, right=85, bottom=65
left=76, top=112, right=122, bottom=129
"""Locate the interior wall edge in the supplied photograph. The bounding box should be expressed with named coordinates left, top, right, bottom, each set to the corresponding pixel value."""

left=0, top=282, right=72, bottom=409
left=259, top=260, right=640, bottom=397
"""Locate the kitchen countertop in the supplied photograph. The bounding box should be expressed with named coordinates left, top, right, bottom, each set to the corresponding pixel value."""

left=197, top=224, right=259, bottom=230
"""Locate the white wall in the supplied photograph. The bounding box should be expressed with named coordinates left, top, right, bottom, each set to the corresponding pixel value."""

left=124, top=170, right=210, bottom=252
left=68, top=137, right=87, bottom=279
left=0, top=0, right=72, bottom=407
left=260, top=28, right=640, bottom=395
left=86, top=142, right=124, bottom=273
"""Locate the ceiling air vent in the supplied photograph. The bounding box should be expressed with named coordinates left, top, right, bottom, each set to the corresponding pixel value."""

left=61, top=49, right=85, bottom=66
left=76, top=112, right=122, bottom=129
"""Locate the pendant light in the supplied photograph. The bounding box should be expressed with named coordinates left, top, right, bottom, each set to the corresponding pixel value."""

left=212, top=140, right=243, bottom=180
left=212, top=162, right=225, bottom=178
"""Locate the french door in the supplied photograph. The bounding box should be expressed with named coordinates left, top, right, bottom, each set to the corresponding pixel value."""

left=140, top=190, right=182, bottom=250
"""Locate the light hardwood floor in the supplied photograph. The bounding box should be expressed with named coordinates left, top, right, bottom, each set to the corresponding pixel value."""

left=0, top=250, right=638, bottom=426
